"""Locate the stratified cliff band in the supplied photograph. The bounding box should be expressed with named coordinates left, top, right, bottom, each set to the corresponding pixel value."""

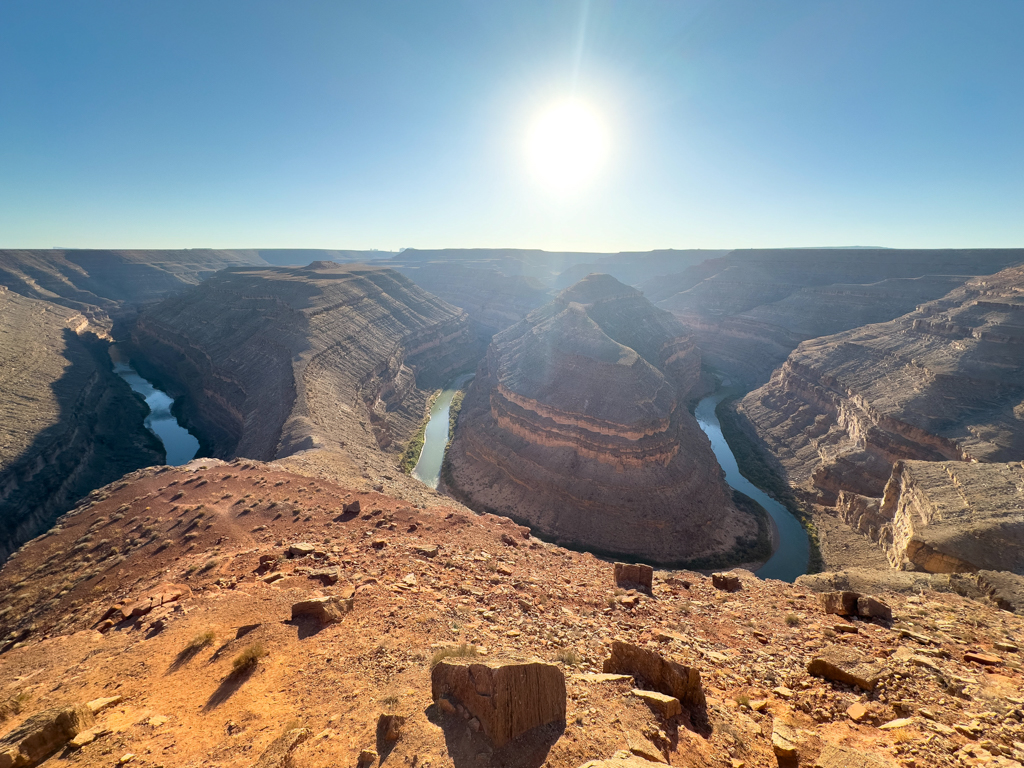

left=446, top=274, right=758, bottom=565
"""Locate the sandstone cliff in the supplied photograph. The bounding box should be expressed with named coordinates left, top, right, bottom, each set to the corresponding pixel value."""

left=649, top=249, right=1024, bottom=385
left=130, top=264, right=483, bottom=472
left=740, top=265, right=1024, bottom=505
left=0, top=287, right=164, bottom=560
left=837, top=460, right=1024, bottom=574
left=446, top=274, right=756, bottom=565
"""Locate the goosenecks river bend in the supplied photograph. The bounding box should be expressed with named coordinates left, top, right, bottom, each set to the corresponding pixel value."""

left=412, top=382, right=811, bottom=582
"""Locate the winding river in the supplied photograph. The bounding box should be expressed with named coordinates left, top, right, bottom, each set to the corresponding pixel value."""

left=695, top=393, right=809, bottom=582
left=412, top=373, right=474, bottom=488
left=109, top=346, right=200, bottom=466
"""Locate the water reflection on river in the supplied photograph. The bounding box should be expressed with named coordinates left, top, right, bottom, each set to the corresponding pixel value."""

left=695, top=393, right=809, bottom=582
left=109, top=346, right=200, bottom=466
left=412, top=374, right=474, bottom=489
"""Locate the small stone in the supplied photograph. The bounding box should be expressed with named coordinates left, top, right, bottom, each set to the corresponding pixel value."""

left=371, top=539, right=387, bottom=550
left=118, top=755, right=136, bottom=765
left=631, top=689, right=682, bottom=719
left=377, top=714, right=405, bottom=742
left=748, top=699, right=768, bottom=712
left=357, top=748, right=378, bottom=767
left=772, top=686, right=795, bottom=699
left=993, top=641, right=1018, bottom=653
left=438, top=697, right=456, bottom=715
left=86, top=696, right=123, bottom=713
left=289, top=542, right=315, bottom=557
left=964, top=651, right=1001, bottom=666
left=147, top=716, right=168, bottom=728
left=711, top=572, right=741, bottom=592
left=847, top=702, right=868, bottom=722
left=834, top=623, right=859, bottom=634
left=415, top=544, right=439, bottom=558
left=879, top=717, right=914, bottom=730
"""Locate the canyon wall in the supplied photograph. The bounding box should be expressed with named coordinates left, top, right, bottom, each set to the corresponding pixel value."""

left=839, top=460, right=1024, bottom=574
left=740, top=265, right=1024, bottom=505
left=130, top=263, right=484, bottom=470
left=648, top=248, right=1024, bottom=385
left=0, top=287, right=164, bottom=560
left=0, top=249, right=267, bottom=317
left=446, top=274, right=756, bottom=565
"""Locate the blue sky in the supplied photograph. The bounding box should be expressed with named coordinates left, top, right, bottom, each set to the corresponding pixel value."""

left=1, top=1, right=1021, bottom=251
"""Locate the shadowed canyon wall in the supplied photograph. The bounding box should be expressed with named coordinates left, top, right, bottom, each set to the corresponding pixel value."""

left=446, top=274, right=757, bottom=565
left=0, top=287, right=163, bottom=560
left=130, top=263, right=484, bottom=470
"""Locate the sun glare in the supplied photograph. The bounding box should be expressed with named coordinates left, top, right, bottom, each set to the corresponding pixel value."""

left=526, top=101, right=608, bottom=192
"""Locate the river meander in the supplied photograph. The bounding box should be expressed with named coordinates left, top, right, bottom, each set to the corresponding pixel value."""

left=412, top=373, right=474, bottom=489
left=695, top=393, right=809, bottom=581
left=109, top=346, right=200, bottom=466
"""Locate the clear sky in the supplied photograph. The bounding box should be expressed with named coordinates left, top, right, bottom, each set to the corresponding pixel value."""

left=1, top=1, right=1022, bottom=251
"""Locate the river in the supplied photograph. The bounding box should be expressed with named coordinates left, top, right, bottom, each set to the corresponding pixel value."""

left=412, top=373, right=474, bottom=489
left=695, top=393, right=809, bottom=582
left=109, top=346, right=200, bottom=466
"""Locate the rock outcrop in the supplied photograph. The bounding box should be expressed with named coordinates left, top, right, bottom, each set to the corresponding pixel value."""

left=431, top=659, right=567, bottom=747
left=130, top=263, right=483, bottom=468
left=446, top=274, right=757, bottom=565
left=740, top=266, right=1024, bottom=504
left=865, top=460, right=1024, bottom=574
left=647, top=248, right=1024, bottom=385
left=0, top=288, right=163, bottom=560
left=0, top=704, right=95, bottom=768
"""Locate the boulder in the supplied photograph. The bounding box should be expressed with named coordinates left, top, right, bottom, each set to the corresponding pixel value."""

left=376, top=714, right=405, bottom=742
left=602, top=642, right=706, bottom=713
left=0, top=704, right=95, bottom=768
left=253, top=727, right=310, bottom=768
left=430, top=659, right=566, bottom=748
left=711, top=572, right=741, bottom=592
left=304, top=567, right=340, bottom=586
left=771, top=720, right=800, bottom=759
left=290, top=596, right=353, bottom=625
left=342, top=500, right=361, bottom=515
left=356, top=748, right=377, bottom=767
left=614, top=563, right=653, bottom=594
left=807, top=647, right=887, bottom=691
left=630, top=690, right=681, bottom=719
left=820, top=591, right=860, bottom=616
left=856, top=596, right=892, bottom=621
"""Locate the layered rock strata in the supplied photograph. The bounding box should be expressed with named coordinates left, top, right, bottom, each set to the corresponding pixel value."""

left=446, top=274, right=754, bottom=564
left=843, top=460, right=1024, bottom=574
left=648, top=248, right=1024, bottom=385
left=130, top=264, right=482, bottom=468
left=740, top=266, right=1024, bottom=504
left=0, top=288, right=163, bottom=560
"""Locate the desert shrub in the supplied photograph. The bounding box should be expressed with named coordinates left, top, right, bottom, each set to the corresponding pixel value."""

left=785, top=614, right=800, bottom=627
left=232, top=642, right=267, bottom=672
left=185, top=630, right=216, bottom=652
left=555, top=648, right=582, bottom=666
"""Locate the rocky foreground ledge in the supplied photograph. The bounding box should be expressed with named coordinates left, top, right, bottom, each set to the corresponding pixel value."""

left=0, top=460, right=1021, bottom=768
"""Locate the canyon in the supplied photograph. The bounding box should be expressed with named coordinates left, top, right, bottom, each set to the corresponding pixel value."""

left=445, top=274, right=762, bottom=566
left=0, top=287, right=163, bottom=562
left=130, top=262, right=484, bottom=490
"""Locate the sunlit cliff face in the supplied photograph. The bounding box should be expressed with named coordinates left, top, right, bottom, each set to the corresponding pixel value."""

left=526, top=100, right=608, bottom=193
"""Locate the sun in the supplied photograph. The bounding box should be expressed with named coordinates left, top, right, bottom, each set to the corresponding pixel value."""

left=526, top=101, right=608, bottom=191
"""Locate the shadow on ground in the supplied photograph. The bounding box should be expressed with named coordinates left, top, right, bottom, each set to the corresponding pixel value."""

left=204, top=664, right=258, bottom=711
left=425, top=704, right=564, bottom=768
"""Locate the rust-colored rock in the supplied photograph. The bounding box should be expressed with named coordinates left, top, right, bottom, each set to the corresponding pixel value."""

left=430, top=659, right=566, bottom=748
left=290, top=596, right=352, bottom=625
left=0, top=704, right=95, bottom=768
left=856, top=596, right=892, bottom=621
left=602, top=642, right=705, bottom=714
left=807, top=646, right=887, bottom=691
left=711, top=572, right=741, bottom=592
left=614, top=563, right=653, bottom=594
left=820, top=591, right=859, bottom=616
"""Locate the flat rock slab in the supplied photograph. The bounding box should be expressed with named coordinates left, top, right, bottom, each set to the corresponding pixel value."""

left=807, top=646, right=887, bottom=691
left=0, top=704, right=95, bottom=768
left=771, top=721, right=800, bottom=759
left=579, top=757, right=666, bottom=768
left=964, top=651, right=1001, bottom=666
left=431, top=659, right=566, bottom=748
left=253, top=727, right=310, bottom=768
left=603, top=641, right=705, bottom=714
left=574, top=673, right=632, bottom=683
left=630, top=689, right=681, bottom=719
